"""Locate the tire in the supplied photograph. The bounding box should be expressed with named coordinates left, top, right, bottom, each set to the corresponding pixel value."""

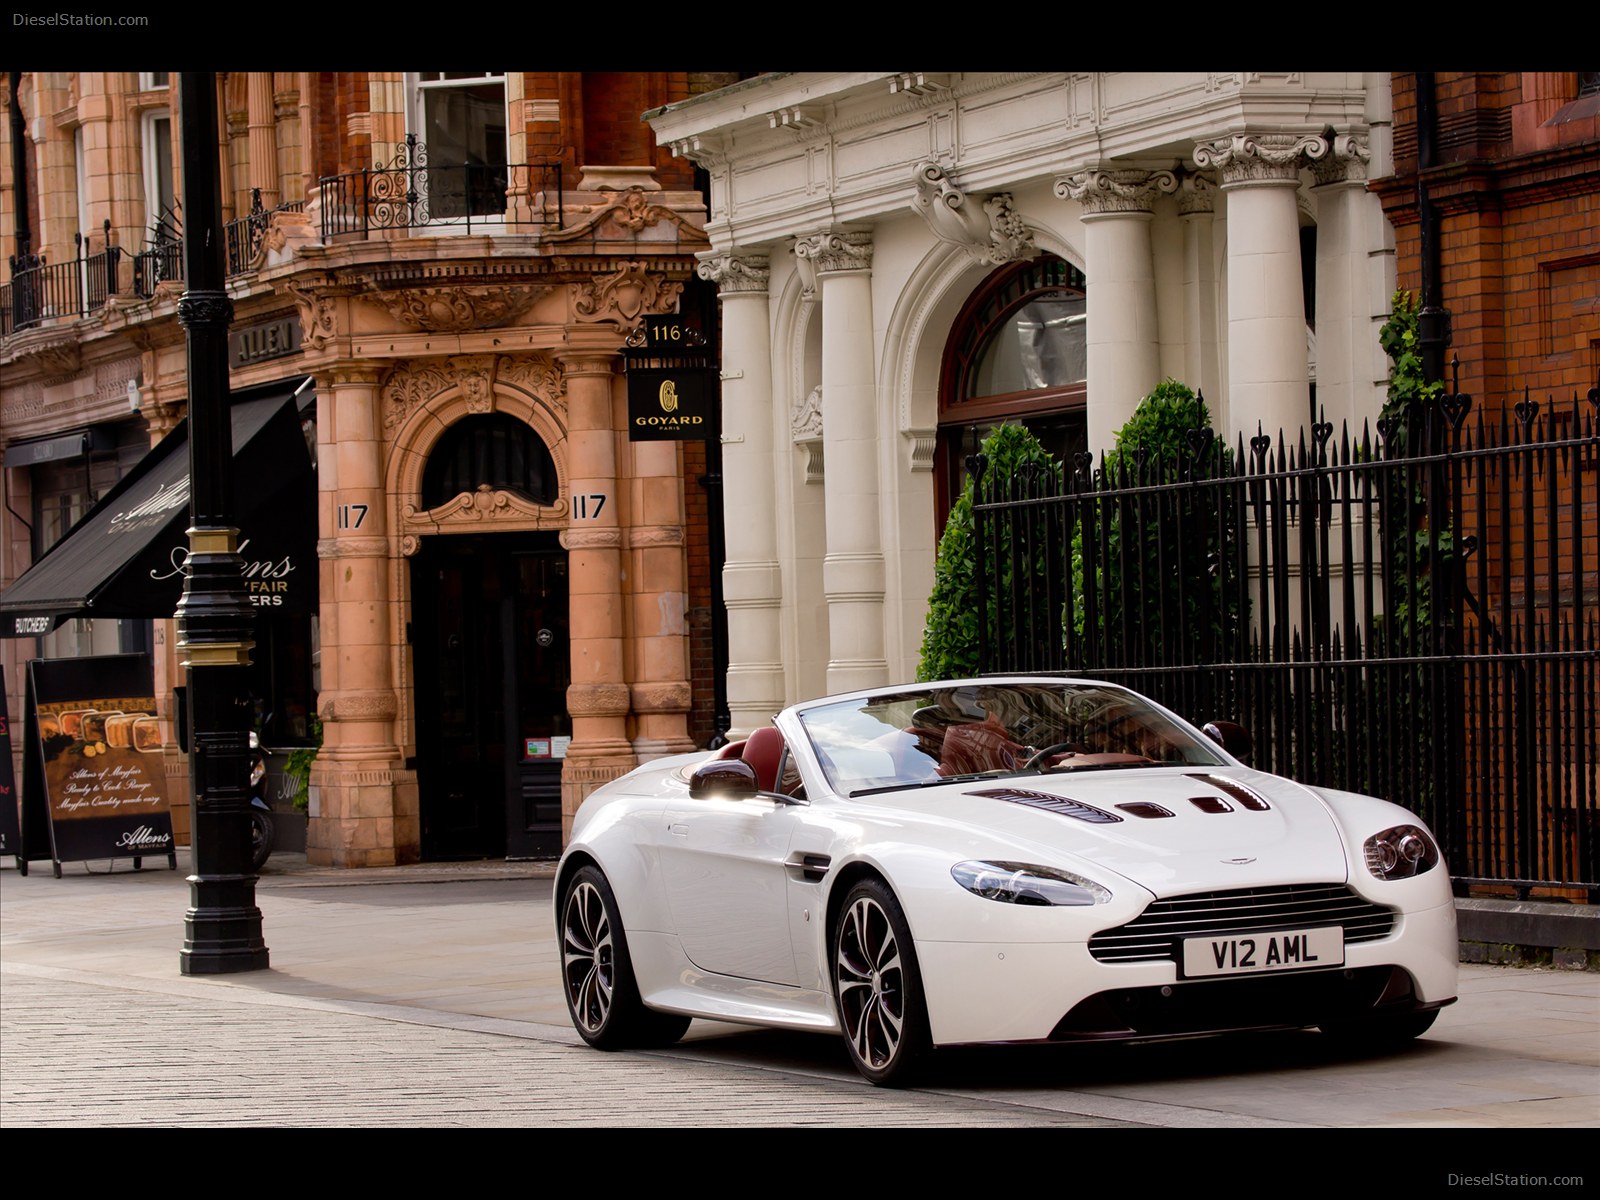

left=249, top=809, right=274, bottom=873
left=831, top=878, right=931, bottom=1086
left=1319, top=1007, right=1438, bottom=1048
left=559, top=864, right=690, bottom=1050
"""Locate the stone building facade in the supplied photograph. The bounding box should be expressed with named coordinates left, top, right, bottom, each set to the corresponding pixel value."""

left=3, top=71, right=737, bottom=865
left=647, top=71, right=1403, bottom=734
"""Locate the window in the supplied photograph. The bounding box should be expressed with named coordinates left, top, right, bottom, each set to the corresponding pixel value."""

left=141, top=109, right=175, bottom=244
left=138, top=72, right=169, bottom=91
left=411, top=72, right=508, bottom=221
left=934, top=254, right=1090, bottom=526
left=421, top=414, right=557, bottom=509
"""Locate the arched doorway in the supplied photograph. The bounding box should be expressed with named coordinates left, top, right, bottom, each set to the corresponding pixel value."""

left=410, top=415, right=569, bottom=860
left=934, top=253, right=1089, bottom=530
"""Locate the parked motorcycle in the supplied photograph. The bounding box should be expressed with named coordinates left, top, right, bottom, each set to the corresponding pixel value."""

left=249, top=731, right=275, bottom=872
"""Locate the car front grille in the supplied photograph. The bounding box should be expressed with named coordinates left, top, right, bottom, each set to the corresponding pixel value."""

left=1088, top=884, right=1397, bottom=964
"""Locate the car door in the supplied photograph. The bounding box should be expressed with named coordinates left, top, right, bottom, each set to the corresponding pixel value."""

left=657, top=790, right=804, bottom=986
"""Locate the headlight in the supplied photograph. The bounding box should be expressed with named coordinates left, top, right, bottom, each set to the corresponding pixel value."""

left=952, top=860, right=1112, bottom=906
left=1363, top=824, right=1440, bottom=880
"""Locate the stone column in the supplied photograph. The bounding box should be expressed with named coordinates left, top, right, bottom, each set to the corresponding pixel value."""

left=1177, top=173, right=1222, bottom=417
left=1194, top=133, right=1328, bottom=445
left=626, top=427, right=696, bottom=762
left=309, top=363, right=407, bottom=867
left=795, top=228, right=889, bottom=695
left=697, top=250, right=782, bottom=737
left=1056, top=169, right=1176, bottom=457
left=247, top=72, right=279, bottom=208
left=557, top=343, right=634, bottom=839
left=1310, top=135, right=1377, bottom=430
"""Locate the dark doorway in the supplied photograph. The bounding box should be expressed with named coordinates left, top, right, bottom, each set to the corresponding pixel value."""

left=412, top=532, right=569, bottom=860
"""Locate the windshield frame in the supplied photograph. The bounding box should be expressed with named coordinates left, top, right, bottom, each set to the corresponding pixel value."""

left=791, top=679, right=1228, bottom=797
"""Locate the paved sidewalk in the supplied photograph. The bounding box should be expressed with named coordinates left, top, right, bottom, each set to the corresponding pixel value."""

left=2, top=852, right=1597, bottom=1132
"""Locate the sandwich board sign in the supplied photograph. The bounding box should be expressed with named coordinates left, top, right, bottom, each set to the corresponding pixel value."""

left=18, top=653, right=176, bottom=877
left=0, top=665, right=18, bottom=858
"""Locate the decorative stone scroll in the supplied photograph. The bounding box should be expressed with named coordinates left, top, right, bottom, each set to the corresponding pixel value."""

left=356, top=284, right=546, bottom=333
left=793, top=229, right=873, bottom=276
left=910, top=161, right=1034, bottom=265
left=1055, top=168, right=1178, bottom=215
left=696, top=251, right=771, bottom=295
left=1310, top=134, right=1372, bottom=187
left=1192, top=133, right=1330, bottom=184
left=571, top=261, right=684, bottom=325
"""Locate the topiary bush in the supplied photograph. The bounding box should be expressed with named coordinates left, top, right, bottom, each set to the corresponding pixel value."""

left=918, top=423, right=1061, bottom=681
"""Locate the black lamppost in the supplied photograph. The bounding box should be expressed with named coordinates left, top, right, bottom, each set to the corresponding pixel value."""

left=175, top=72, right=268, bottom=974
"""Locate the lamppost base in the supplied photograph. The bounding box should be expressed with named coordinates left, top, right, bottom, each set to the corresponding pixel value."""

left=179, top=874, right=270, bottom=974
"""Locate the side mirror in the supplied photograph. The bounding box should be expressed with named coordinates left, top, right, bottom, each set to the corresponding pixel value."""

left=1202, top=720, right=1253, bottom=763
left=688, top=757, right=759, bottom=800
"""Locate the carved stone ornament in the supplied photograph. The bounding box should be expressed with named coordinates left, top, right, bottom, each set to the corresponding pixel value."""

left=910, top=162, right=1035, bottom=266
left=358, top=284, right=547, bottom=333
left=793, top=230, right=873, bottom=276
left=548, top=187, right=709, bottom=244
left=1192, top=133, right=1329, bottom=184
left=22, top=340, right=82, bottom=381
left=497, top=355, right=565, bottom=408
left=1310, top=134, right=1372, bottom=186
left=452, top=355, right=496, bottom=414
left=287, top=283, right=338, bottom=350
left=402, top=484, right=567, bottom=529
left=696, top=251, right=771, bottom=294
left=318, top=689, right=399, bottom=723
left=566, top=682, right=632, bottom=718
left=792, top=384, right=824, bottom=440
left=572, top=262, right=684, bottom=325
left=383, top=361, right=453, bottom=431
left=1055, top=168, right=1178, bottom=215
left=1176, top=172, right=1218, bottom=216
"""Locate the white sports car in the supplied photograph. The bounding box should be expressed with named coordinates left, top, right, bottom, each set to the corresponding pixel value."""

left=555, top=677, right=1459, bottom=1085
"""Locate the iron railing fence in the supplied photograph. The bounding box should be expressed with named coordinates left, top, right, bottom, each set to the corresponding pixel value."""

left=3, top=222, right=122, bottom=336
left=319, top=136, right=563, bottom=238
left=130, top=192, right=305, bottom=298
left=970, top=387, right=1598, bottom=897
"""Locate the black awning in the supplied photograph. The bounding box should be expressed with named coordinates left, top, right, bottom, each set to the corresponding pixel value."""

left=0, top=381, right=318, bottom=637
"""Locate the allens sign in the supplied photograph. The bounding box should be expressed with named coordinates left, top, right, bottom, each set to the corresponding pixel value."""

left=625, top=315, right=714, bottom=442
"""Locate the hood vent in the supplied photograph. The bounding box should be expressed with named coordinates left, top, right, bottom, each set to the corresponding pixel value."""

left=1187, top=773, right=1272, bottom=811
left=968, top=787, right=1121, bottom=824
left=1116, top=802, right=1175, bottom=819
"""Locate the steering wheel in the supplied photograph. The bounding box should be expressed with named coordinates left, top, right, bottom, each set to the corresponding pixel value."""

left=1023, top=742, right=1089, bottom=769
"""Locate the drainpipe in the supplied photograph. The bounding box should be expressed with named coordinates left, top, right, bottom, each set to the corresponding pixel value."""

left=1414, top=73, right=1449, bottom=388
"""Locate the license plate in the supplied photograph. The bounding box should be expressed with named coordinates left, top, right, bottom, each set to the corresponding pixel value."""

left=1182, top=926, right=1344, bottom=978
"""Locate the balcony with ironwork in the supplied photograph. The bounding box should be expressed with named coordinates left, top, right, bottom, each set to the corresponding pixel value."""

left=130, top=189, right=306, bottom=298
left=317, top=136, right=564, bottom=239
left=2, top=223, right=123, bottom=337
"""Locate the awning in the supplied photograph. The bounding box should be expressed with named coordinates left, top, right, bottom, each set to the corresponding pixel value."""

left=2, top=426, right=118, bottom=469
left=0, top=380, right=318, bottom=637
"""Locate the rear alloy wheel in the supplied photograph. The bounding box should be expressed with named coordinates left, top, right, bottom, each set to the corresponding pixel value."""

left=832, top=879, right=931, bottom=1086
left=560, top=865, right=690, bottom=1050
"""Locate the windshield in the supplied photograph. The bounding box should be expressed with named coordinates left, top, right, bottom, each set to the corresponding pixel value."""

left=795, top=682, right=1226, bottom=796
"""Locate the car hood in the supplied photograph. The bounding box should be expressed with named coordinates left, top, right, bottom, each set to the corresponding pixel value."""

left=858, top=767, right=1350, bottom=896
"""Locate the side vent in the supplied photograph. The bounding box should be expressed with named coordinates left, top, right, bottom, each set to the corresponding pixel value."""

left=785, top=852, right=832, bottom=882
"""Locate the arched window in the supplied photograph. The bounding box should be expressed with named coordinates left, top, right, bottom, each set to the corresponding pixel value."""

left=420, top=414, right=557, bottom=509
left=935, top=254, right=1088, bottom=528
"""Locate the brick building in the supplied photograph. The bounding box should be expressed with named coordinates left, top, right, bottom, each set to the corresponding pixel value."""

left=2, top=71, right=739, bottom=866
left=1371, top=71, right=1600, bottom=407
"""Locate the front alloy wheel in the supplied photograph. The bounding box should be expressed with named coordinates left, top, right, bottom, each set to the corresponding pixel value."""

left=832, top=879, right=930, bottom=1086
left=560, top=865, right=689, bottom=1050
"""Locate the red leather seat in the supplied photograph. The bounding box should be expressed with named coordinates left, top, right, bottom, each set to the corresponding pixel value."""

left=742, top=726, right=785, bottom=793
